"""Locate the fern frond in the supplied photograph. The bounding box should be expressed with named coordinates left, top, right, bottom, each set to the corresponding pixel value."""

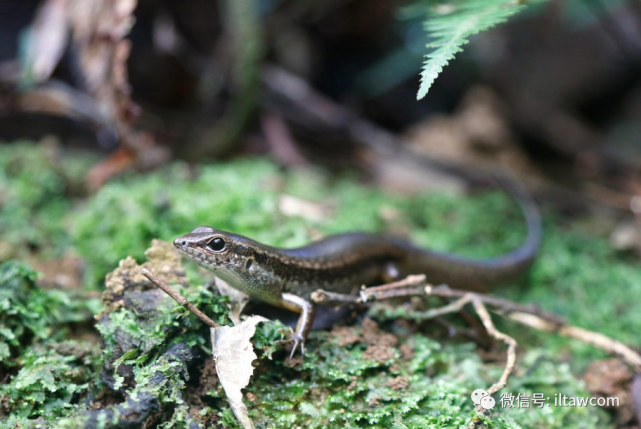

left=416, top=0, right=528, bottom=100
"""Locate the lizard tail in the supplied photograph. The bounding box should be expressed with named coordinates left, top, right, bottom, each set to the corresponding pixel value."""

left=401, top=176, right=542, bottom=291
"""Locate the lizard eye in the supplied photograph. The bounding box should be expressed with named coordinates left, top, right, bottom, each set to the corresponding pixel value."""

left=207, top=237, right=226, bottom=252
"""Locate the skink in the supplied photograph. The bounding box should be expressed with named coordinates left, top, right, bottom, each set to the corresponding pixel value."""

left=173, top=190, right=540, bottom=356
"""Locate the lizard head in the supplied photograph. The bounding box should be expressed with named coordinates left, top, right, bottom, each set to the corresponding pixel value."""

left=173, top=226, right=259, bottom=286
left=173, top=226, right=250, bottom=269
left=174, top=226, right=283, bottom=304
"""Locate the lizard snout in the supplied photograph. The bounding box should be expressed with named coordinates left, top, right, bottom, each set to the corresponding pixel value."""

left=173, top=237, right=188, bottom=249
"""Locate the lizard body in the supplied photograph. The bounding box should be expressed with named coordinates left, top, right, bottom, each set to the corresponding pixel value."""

left=174, top=191, right=540, bottom=356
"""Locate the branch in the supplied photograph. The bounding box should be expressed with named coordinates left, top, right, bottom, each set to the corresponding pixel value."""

left=360, top=274, right=427, bottom=301
left=310, top=275, right=641, bottom=371
left=507, top=311, right=641, bottom=371
left=141, top=268, right=220, bottom=328
left=472, top=296, right=517, bottom=396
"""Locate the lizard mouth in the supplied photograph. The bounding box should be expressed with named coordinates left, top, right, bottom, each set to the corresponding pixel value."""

left=173, top=239, right=206, bottom=264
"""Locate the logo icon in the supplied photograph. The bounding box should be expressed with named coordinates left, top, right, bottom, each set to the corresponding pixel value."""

left=480, top=395, right=496, bottom=410
left=471, top=389, right=488, bottom=405
left=471, top=389, right=495, bottom=410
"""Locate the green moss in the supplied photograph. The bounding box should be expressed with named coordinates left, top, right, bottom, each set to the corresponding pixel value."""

left=1, top=142, right=638, bottom=428
left=236, top=333, right=608, bottom=428
left=0, top=261, right=100, bottom=422
left=2, top=345, right=97, bottom=419
left=0, top=261, right=100, bottom=365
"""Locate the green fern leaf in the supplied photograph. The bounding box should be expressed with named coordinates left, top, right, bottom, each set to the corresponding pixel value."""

left=417, top=0, right=528, bottom=100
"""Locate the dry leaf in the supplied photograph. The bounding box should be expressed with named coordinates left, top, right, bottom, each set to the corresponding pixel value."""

left=19, top=0, right=168, bottom=186
left=211, top=316, right=269, bottom=429
left=610, top=220, right=640, bottom=251
left=278, top=194, right=334, bottom=222
left=405, top=86, right=539, bottom=179
left=21, top=0, right=70, bottom=85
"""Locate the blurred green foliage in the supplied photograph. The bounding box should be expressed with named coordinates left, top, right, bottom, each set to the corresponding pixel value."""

left=0, top=142, right=95, bottom=260
left=71, top=160, right=527, bottom=288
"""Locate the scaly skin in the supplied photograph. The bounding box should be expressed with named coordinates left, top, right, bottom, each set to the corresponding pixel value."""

left=173, top=192, right=540, bottom=356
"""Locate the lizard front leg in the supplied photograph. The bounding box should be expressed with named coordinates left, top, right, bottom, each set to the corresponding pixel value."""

left=278, top=293, right=316, bottom=357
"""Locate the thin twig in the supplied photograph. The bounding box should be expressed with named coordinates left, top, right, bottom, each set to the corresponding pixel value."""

left=507, top=311, right=641, bottom=371
left=365, top=288, right=426, bottom=301
left=310, top=274, right=641, bottom=373
left=141, top=268, right=220, bottom=328
left=430, top=286, right=565, bottom=325
left=472, top=296, right=517, bottom=397
left=314, top=277, right=564, bottom=325
left=311, top=276, right=427, bottom=305
left=361, top=274, right=426, bottom=294
left=310, top=289, right=360, bottom=306
left=420, top=294, right=473, bottom=319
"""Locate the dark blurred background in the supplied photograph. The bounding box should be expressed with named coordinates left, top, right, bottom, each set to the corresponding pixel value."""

left=1, top=0, right=641, bottom=218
